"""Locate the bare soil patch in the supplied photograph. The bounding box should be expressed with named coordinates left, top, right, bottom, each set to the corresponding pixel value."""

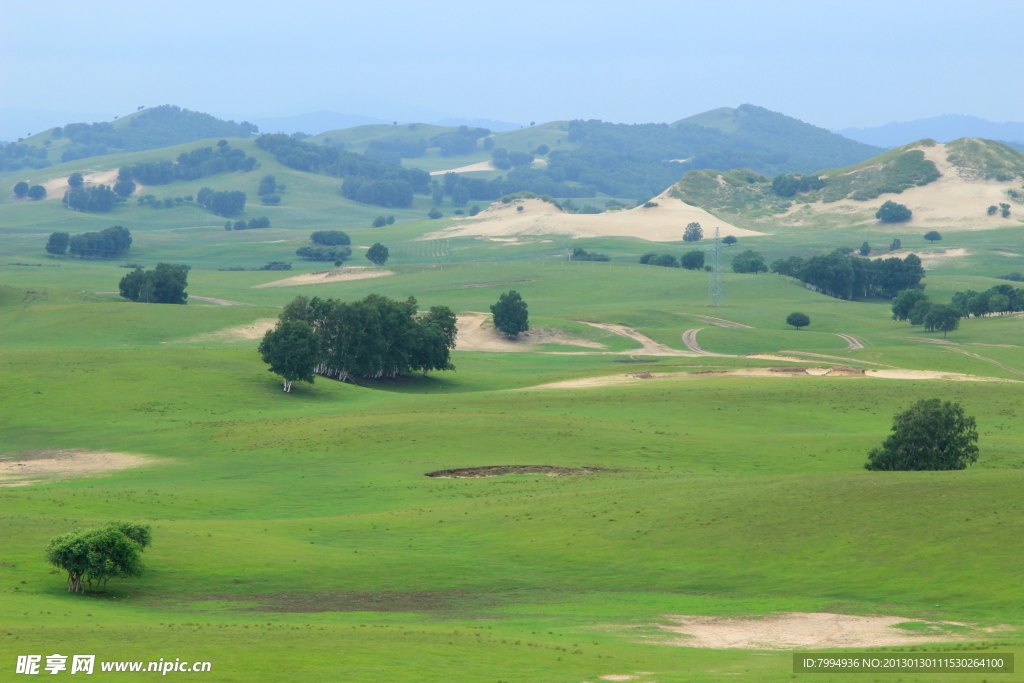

left=254, top=267, right=394, bottom=288
left=873, top=247, right=970, bottom=265
left=40, top=169, right=132, bottom=200
left=0, top=449, right=152, bottom=486
left=456, top=313, right=605, bottom=352
left=580, top=321, right=697, bottom=356
left=425, top=465, right=603, bottom=478
left=176, top=318, right=278, bottom=344
left=189, top=296, right=249, bottom=306
left=654, top=612, right=970, bottom=649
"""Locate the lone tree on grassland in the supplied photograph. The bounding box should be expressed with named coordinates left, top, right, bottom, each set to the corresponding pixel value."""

left=46, top=521, right=151, bottom=593
left=491, top=290, right=529, bottom=338
left=366, top=243, right=389, bottom=265
left=923, top=230, right=942, bottom=243
left=786, top=312, right=810, bottom=330
left=722, top=235, right=737, bottom=247
left=683, top=222, right=703, bottom=242
left=258, top=320, right=320, bottom=392
left=864, top=399, right=979, bottom=471
left=876, top=200, right=912, bottom=223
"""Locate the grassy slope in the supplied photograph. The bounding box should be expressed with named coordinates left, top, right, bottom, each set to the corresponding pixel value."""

left=2, top=239, right=1024, bottom=682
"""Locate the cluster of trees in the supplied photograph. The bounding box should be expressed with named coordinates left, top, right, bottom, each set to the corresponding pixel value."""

left=987, top=203, right=1012, bottom=218
left=876, top=200, right=912, bottom=222
left=45, top=226, right=132, bottom=258
left=54, top=105, right=257, bottom=164
left=491, top=148, right=535, bottom=170
left=865, top=399, right=978, bottom=471
left=771, top=172, right=825, bottom=197
left=196, top=187, right=245, bottom=216
left=372, top=215, right=396, bottom=227
left=63, top=185, right=120, bottom=212
left=491, top=291, right=529, bottom=337
left=13, top=181, right=47, bottom=200
left=640, top=250, right=705, bottom=269
left=771, top=251, right=925, bottom=300
left=118, top=263, right=189, bottom=304
left=732, top=249, right=768, bottom=273
left=365, top=137, right=428, bottom=164
left=569, top=247, right=610, bottom=262
left=259, top=294, right=458, bottom=390
left=1, top=141, right=50, bottom=171
left=137, top=194, right=192, bottom=209
left=118, top=141, right=258, bottom=186
left=296, top=245, right=351, bottom=262
left=226, top=216, right=270, bottom=230
left=46, top=521, right=152, bottom=593
left=310, top=230, right=350, bottom=246
left=430, top=126, right=490, bottom=157
left=257, top=174, right=285, bottom=204
left=893, top=284, right=1024, bottom=332
left=255, top=134, right=429, bottom=208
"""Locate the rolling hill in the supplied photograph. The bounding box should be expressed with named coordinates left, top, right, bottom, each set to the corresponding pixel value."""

left=673, top=138, right=1024, bottom=232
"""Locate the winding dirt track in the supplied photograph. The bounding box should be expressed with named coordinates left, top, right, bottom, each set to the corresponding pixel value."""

left=578, top=321, right=698, bottom=356
left=681, top=328, right=737, bottom=357
left=836, top=333, right=865, bottom=350
left=941, top=347, right=1024, bottom=375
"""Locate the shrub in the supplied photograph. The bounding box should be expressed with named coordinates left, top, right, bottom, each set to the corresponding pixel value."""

left=259, top=262, right=292, bottom=271
left=923, top=230, right=942, bottom=243
left=987, top=205, right=999, bottom=215
left=876, top=201, right=912, bottom=222
left=372, top=215, right=386, bottom=228
left=569, top=247, right=610, bottom=262
left=890, top=238, right=902, bottom=250
left=386, top=216, right=395, bottom=225
left=260, top=194, right=281, bottom=205
left=310, top=230, right=350, bottom=246
left=68, top=172, right=84, bottom=188
left=296, top=245, right=351, bottom=262
left=680, top=250, right=705, bottom=270
left=731, top=249, right=767, bottom=273
left=428, top=208, right=442, bottom=219
left=859, top=241, right=871, bottom=256
left=27, top=185, right=47, bottom=200
left=13, top=181, right=29, bottom=198
left=469, top=205, right=481, bottom=216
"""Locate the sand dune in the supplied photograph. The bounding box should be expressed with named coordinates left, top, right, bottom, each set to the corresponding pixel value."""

left=424, top=189, right=763, bottom=242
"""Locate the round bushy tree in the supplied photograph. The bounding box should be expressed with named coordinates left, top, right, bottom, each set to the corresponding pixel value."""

left=722, top=235, right=737, bottom=247
left=68, top=172, right=84, bottom=188
left=786, top=312, right=810, bottom=330
left=876, top=201, right=912, bottom=223
left=683, top=222, right=703, bottom=242
left=923, top=230, right=942, bottom=243
left=13, top=181, right=29, bottom=198
left=366, top=243, right=389, bottom=265
left=864, top=399, right=978, bottom=471
left=27, top=185, right=47, bottom=200
left=258, top=321, right=320, bottom=393
left=491, top=290, right=529, bottom=338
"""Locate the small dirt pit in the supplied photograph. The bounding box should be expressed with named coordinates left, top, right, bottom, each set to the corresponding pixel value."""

left=425, top=465, right=603, bottom=478
left=0, top=449, right=153, bottom=487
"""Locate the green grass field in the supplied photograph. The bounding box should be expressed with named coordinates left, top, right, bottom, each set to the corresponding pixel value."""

left=3, top=170, right=1024, bottom=682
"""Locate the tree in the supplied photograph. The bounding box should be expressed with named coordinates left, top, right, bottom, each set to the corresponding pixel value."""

left=428, top=208, right=442, bottom=219
left=64, top=185, right=117, bottom=212
left=366, top=243, right=389, bottom=265
left=890, top=238, right=902, bottom=251
left=683, top=222, right=703, bottom=242
left=680, top=250, right=705, bottom=270
left=13, top=181, right=29, bottom=198
left=27, top=184, right=47, bottom=200
left=113, top=180, right=136, bottom=198
left=69, top=226, right=132, bottom=258
left=386, top=215, right=395, bottom=225
left=45, top=232, right=70, bottom=256
left=923, top=304, right=960, bottom=337
left=731, top=249, right=767, bottom=273
left=45, top=522, right=151, bottom=593
left=859, top=241, right=871, bottom=256
left=987, top=205, right=998, bottom=216
left=876, top=201, right=912, bottom=222
left=891, top=289, right=929, bottom=321
left=258, top=174, right=277, bottom=196
left=118, top=263, right=189, bottom=304
left=372, top=215, right=386, bottom=227
left=722, top=235, right=737, bottom=247
left=491, top=291, right=529, bottom=338
left=923, top=230, right=942, bottom=243
left=786, top=312, right=810, bottom=330
left=864, top=399, right=979, bottom=471
left=258, top=321, right=320, bottom=392
left=988, top=293, right=1010, bottom=314
left=310, top=230, right=350, bottom=246
left=68, top=172, right=84, bottom=188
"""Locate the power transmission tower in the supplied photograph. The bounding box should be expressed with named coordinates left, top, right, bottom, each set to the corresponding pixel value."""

left=706, top=227, right=725, bottom=307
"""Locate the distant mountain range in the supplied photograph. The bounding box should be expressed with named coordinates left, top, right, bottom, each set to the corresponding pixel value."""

left=249, top=111, right=522, bottom=136
left=837, top=115, right=1024, bottom=150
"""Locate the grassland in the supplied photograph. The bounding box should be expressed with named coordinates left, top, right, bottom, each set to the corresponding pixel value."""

left=4, top=161, right=1024, bottom=682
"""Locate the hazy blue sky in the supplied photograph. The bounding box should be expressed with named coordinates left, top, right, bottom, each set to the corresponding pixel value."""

left=3, top=0, right=1022, bottom=132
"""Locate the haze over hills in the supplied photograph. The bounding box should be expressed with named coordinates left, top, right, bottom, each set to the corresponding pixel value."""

left=838, top=115, right=1024, bottom=149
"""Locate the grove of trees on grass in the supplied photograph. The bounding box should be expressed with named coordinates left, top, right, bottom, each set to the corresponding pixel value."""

left=64, top=185, right=118, bottom=212
left=771, top=251, right=925, bottom=300
left=262, top=294, right=458, bottom=384
left=118, top=263, right=189, bottom=304
left=67, top=226, right=132, bottom=259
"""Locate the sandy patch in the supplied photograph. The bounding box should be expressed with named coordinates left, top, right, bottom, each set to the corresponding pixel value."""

left=580, top=321, right=696, bottom=356
left=792, top=143, right=1024, bottom=232
left=872, top=248, right=970, bottom=266
left=865, top=369, right=1018, bottom=382
left=425, top=465, right=603, bottom=478
left=997, top=251, right=1021, bottom=257
left=455, top=313, right=605, bottom=352
left=423, top=191, right=764, bottom=243
left=254, top=267, right=394, bottom=288
left=0, top=449, right=152, bottom=486
left=430, top=160, right=497, bottom=175
left=39, top=169, right=135, bottom=200
left=178, top=318, right=278, bottom=343
left=656, top=613, right=968, bottom=650
left=517, top=366, right=868, bottom=390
